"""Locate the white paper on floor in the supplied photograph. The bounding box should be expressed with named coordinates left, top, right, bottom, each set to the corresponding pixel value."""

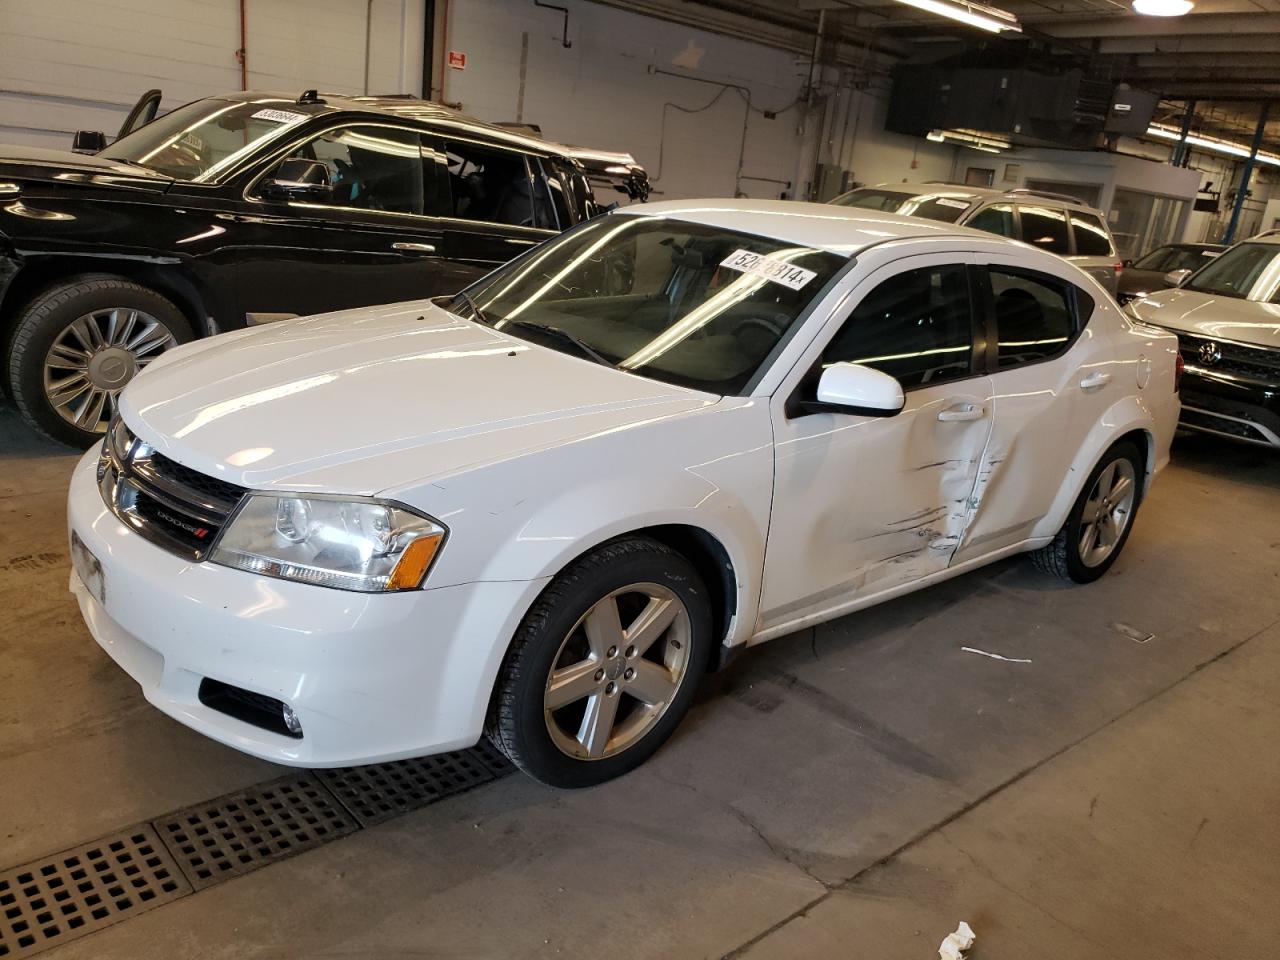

left=938, top=920, right=976, bottom=959
left=961, top=646, right=1032, bottom=664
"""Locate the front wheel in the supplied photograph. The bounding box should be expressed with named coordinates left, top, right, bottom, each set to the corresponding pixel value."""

left=1032, top=440, right=1143, bottom=584
left=486, top=537, right=711, bottom=788
left=7, top=275, right=191, bottom=447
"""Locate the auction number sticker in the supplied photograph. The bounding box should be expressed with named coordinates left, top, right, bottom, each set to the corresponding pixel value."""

left=720, top=249, right=816, bottom=291
left=934, top=197, right=970, bottom=209
left=251, top=108, right=309, bottom=124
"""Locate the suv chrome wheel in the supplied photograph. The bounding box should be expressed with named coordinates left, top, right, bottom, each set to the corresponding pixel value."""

left=543, top=582, right=692, bottom=761
left=1079, top=457, right=1137, bottom=568
left=43, top=308, right=177, bottom=433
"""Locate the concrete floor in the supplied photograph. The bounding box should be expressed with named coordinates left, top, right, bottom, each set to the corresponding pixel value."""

left=2, top=404, right=1278, bottom=959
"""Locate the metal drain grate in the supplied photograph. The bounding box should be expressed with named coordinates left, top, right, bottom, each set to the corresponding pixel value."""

left=154, top=774, right=357, bottom=890
left=0, top=826, right=190, bottom=957
left=319, top=743, right=513, bottom=827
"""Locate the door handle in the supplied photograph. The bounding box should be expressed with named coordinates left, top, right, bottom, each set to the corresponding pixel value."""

left=1079, top=371, right=1112, bottom=392
left=937, top=402, right=985, bottom=422
left=392, top=241, right=436, bottom=254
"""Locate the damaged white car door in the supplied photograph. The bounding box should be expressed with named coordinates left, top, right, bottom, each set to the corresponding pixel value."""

left=759, top=254, right=994, bottom=635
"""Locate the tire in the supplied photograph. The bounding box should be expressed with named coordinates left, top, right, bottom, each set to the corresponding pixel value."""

left=486, top=536, right=712, bottom=788
left=1032, top=440, right=1144, bottom=584
left=7, top=275, right=192, bottom=448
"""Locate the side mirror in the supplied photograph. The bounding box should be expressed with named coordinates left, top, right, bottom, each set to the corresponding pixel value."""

left=1163, top=268, right=1192, bottom=287
left=71, top=130, right=107, bottom=155
left=804, top=362, right=905, bottom=417
left=259, top=158, right=333, bottom=202
left=1122, top=258, right=1134, bottom=268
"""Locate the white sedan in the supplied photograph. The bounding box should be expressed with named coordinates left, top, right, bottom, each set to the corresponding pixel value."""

left=67, top=200, right=1180, bottom=786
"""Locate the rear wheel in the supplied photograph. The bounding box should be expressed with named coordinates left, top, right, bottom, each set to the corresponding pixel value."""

left=7, top=276, right=191, bottom=447
left=1033, top=441, right=1143, bottom=583
left=487, top=537, right=711, bottom=787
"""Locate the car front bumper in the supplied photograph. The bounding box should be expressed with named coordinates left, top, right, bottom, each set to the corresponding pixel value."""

left=67, top=449, right=544, bottom=766
left=1179, top=366, right=1280, bottom=448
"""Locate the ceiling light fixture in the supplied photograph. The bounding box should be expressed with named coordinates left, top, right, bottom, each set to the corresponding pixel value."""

left=892, top=0, right=1022, bottom=34
left=1132, top=0, right=1194, bottom=15
left=1146, top=124, right=1280, bottom=168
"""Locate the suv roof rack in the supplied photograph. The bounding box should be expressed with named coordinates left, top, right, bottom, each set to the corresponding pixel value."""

left=1006, top=187, right=1090, bottom=206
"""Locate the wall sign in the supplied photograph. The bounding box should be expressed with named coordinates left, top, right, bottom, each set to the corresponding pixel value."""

left=448, top=50, right=467, bottom=70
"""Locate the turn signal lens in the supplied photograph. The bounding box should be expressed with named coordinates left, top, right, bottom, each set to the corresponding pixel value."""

left=386, top=532, right=445, bottom=590
left=1174, top=352, right=1184, bottom=393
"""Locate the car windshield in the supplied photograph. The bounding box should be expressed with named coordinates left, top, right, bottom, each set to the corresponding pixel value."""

left=1184, top=242, right=1280, bottom=302
left=103, top=98, right=325, bottom=181
left=453, top=215, right=847, bottom=395
left=830, top=188, right=914, bottom=212
left=1133, top=246, right=1219, bottom=273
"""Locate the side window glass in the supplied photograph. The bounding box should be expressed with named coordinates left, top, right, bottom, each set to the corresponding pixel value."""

left=446, top=141, right=535, bottom=227
left=965, top=203, right=1015, bottom=238
left=990, top=268, right=1076, bottom=367
left=277, top=126, right=427, bottom=215
left=529, top=157, right=570, bottom=230
left=1070, top=211, right=1113, bottom=256
left=1018, top=206, right=1071, bottom=254
left=823, top=264, right=974, bottom=390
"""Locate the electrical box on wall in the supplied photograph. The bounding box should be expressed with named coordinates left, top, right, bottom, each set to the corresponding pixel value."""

left=814, top=164, right=851, bottom=202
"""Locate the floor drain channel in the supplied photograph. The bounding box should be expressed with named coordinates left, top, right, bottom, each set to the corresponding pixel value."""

left=0, top=826, right=191, bottom=958
left=319, top=742, right=515, bottom=827
left=153, top=773, right=358, bottom=890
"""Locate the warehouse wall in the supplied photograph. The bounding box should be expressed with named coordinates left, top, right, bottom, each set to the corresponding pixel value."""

left=0, top=0, right=956, bottom=202
left=0, top=0, right=424, bottom=149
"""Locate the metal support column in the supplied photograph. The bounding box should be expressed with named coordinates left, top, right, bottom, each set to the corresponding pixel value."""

left=1224, top=102, right=1270, bottom=244
left=1172, top=100, right=1196, bottom=168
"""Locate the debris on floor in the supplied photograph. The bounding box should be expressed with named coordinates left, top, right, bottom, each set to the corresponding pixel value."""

left=938, top=920, right=977, bottom=959
left=1111, top=621, right=1154, bottom=644
left=961, top=646, right=1032, bottom=664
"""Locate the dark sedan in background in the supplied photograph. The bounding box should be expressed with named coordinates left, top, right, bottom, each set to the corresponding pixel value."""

left=0, top=90, right=646, bottom=446
left=1117, top=242, right=1226, bottom=305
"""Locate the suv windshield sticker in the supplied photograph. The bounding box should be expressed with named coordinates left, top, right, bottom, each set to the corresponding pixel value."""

left=720, top=250, right=817, bottom=291
left=934, top=197, right=970, bottom=209
left=251, top=108, right=310, bottom=124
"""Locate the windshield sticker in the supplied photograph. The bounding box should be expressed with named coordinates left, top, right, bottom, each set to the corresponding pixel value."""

left=251, top=108, right=310, bottom=124
left=934, top=197, right=970, bottom=209
left=719, top=250, right=817, bottom=291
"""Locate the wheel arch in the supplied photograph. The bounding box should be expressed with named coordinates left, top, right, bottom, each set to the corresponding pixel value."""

left=1033, top=401, right=1158, bottom=541
left=0, top=256, right=215, bottom=349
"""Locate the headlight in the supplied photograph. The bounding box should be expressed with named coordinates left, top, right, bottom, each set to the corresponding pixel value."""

left=210, top=495, right=446, bottom=593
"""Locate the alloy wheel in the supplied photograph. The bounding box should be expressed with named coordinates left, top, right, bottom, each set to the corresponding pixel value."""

left=1078, top=457, right=1137, bottom=568
left=42, top=308, right=177, bottom=433
left=543, top=583, right=692, bottom=761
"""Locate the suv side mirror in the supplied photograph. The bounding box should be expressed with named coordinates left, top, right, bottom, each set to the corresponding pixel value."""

left=260, top=158, right=333, bottom=202
left=803, top=362, right=905, bottom=417
left=1163, top=268, right=1192, bottom=287
left=71, top=130, right=108, bottom=154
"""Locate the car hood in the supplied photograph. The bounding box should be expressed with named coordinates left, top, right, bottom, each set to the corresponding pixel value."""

left=0, top=144, right=172, bottom=193
left=120, top=300, right=716, bottom=495
left=1127, top=288, right=1280, bottom=349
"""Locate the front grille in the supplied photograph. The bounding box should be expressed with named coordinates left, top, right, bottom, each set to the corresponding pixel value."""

left=99, top=423, right=247, bottom=560
left=1175, top=331, right=1280, bottom=382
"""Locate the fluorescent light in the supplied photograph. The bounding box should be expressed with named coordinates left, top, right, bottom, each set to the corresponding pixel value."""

left=892, top=0, right=1022, bottom=33
left=1146, top=124, right=1280, bottom=168
left=1132, top=0, right=1193, bottom=15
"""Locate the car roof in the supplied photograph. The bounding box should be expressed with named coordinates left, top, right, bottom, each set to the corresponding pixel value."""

left=215, top=90, right=576, bottom=156
left=623, top=199, right=1031, bottom=256
left=856, top=182, right=1106, bottom=214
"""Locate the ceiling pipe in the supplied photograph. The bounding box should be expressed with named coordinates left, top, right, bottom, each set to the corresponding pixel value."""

left=237, top=0, right=248, bottom=90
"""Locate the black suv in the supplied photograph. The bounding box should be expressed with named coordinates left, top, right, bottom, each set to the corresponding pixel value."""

left=0, top=90, right=647, bottom=446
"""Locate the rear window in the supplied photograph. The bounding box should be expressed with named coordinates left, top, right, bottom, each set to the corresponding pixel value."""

left=831, top=188, right=915, bottom=212
left=1070, top=212, right=1113, bottom=257
left=906, top=197, right=971, bottom=223
left=1018, top=206, right=1071, bottom=255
